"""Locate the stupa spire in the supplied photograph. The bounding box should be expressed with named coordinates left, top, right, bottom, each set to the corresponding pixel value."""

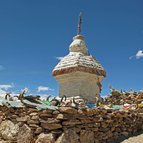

left=69, top=13, right=88, bottom=55
left=77, top=12, right=82, bottom=35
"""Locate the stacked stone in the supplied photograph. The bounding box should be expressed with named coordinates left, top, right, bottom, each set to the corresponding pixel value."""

left=104, top=91, right=143, bottom=106
left=0, top=106, right=143, bottom=143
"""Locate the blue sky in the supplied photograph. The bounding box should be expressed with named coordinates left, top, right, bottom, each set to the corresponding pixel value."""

left=0, top=0, right=143, bottom=97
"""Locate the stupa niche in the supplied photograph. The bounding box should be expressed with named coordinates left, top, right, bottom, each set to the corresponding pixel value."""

left=52, top=15, right=106, bottom=103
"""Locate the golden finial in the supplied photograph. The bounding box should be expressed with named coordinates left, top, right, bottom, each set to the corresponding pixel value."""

left=77, top=12, right=82, bottom=35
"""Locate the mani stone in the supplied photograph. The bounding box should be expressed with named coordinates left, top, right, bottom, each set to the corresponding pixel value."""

left=52, top=34, right=106, bottom=103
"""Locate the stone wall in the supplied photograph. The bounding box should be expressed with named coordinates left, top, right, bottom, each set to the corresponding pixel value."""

left=0, top=106, right=143, bottom=143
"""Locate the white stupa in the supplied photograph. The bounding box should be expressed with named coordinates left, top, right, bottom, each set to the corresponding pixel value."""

left=52, top=14, right=106, bottom=103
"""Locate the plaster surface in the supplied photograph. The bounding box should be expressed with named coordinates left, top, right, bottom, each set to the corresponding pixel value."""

left=55, top=71, right=103, bottom=103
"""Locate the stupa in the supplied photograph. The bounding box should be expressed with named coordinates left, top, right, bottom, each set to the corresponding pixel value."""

left=52, top=14, right=106, bottom=103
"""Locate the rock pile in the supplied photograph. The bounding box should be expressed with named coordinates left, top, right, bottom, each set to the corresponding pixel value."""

left=104, top=89, right=143, bottom=107
left=0, top=105, right=143, bottom=143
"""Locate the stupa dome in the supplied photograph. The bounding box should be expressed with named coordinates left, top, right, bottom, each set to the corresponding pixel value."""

left=69, top=35, right=88, bottom=55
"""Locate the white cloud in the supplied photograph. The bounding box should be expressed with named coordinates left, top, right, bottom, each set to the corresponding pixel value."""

left=136, top=50, right=143, bottom=59
left=37, top=86, right=54, bottom=92
left=129, top=50, right=143, bottom=60
left=0, top=84, right=14, bottom=98
left=56, top=57, right=64, bottom=60
left=0, top=65, right=5, bottom=71
left=129, top=56, right=134, bottom=60
left=0, top=84, right=14, bottom=90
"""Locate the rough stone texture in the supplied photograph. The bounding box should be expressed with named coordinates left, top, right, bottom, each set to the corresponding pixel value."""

left=17, top=124, right=34, bottom=143
left=59, top=107, right=78, bottom=114
left=80, top=130, right=94, bottom=143
left=35, top=133, right=55, bottom=143
left=0, top=141, right=10, bottom=143
left=0, top=106, right=143, bottom=143
left=121, top=133, right=143, bottom=143
left=0, top=120, right=19, bottom=140
left=0, top=116, right=2, bottom=124
left=104, top=89, right=143, bottom=106
left=56, top=129, right=79, bottom=143
left=41, top=123, right=62, bottom=130
left=35, top=127, right=43, bottom=134
left=16, top=115, right=30, bottom=122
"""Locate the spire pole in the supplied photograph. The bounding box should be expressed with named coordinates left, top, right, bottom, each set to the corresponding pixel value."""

left=77, top=12, right=82, bottom=35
